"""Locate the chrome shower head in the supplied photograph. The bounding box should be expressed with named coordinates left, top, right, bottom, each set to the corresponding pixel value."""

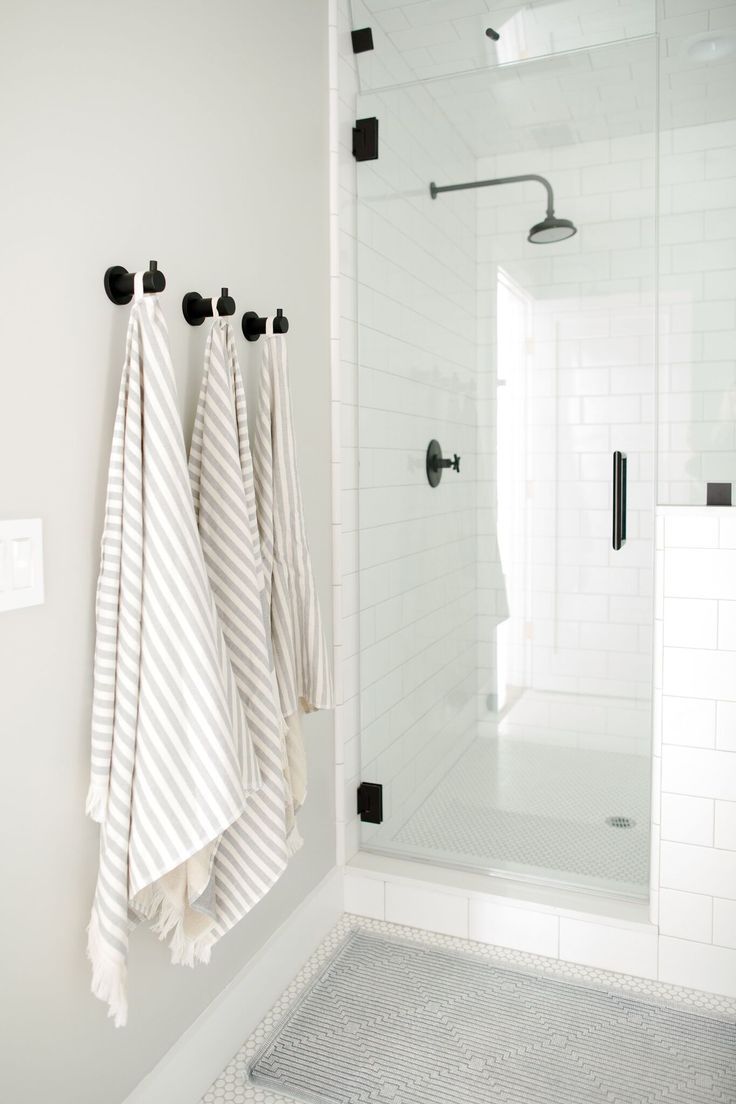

left=528, top=214, right=577, bottom=244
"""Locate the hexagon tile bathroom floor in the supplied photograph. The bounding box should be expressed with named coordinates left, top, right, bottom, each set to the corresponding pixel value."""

left=200, top=916, right=736, bottom=1104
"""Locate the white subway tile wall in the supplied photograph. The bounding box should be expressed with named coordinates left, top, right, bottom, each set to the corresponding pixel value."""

left=474, top=127, right=656, bottom=713
left=653, top=510, right=736, bottom=995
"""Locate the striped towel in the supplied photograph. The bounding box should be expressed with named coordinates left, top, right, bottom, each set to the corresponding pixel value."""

left=252, top=320, right=334, bottom=811
left=188, top=314, right=298, bottom=852
left=86, top=276, right=261, bottom=1026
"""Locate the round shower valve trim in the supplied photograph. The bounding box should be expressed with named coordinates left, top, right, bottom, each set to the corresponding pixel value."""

left=426, top=439, right=460, bottom=487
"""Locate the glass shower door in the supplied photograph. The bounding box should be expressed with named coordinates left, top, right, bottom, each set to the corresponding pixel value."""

left=354, top=32, right=657, bottom=899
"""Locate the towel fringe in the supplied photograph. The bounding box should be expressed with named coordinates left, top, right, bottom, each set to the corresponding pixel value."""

left=134, top=884, right=216, bottom=968
left=87, top=913, right=128, bottom=1028
left=169, top=923, right=214, bottom=968
left=85, top=783, right=108, bottom=823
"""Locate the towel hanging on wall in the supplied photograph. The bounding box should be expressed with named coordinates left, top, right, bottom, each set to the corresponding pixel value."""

left=86, top=275, right=261, bottom=1026
left=188, top=309, right=300, bottom=853
left=252, top=317, right=334, bottom=813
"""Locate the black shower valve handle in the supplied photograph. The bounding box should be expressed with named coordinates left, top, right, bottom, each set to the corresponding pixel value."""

left=436, top=453, right=461, bottom=473
left=426, top=440, right=459, bottom=487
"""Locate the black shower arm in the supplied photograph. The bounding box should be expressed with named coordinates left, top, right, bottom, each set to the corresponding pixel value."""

left=430, top=174, right=555, bottom=218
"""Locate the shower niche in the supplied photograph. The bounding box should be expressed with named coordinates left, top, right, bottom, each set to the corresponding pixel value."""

left=352, top=13, right=657, bottom=901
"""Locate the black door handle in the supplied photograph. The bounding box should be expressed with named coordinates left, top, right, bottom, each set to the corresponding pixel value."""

left=612, top=450, right=627, bottom=551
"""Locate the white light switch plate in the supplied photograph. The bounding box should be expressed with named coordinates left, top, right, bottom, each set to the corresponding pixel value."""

left=0, top=519, right=44, bottom=611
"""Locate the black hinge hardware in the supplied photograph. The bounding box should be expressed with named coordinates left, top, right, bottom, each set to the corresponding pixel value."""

left=351, top=27, right=374, bottom=54
left=357, top=782, right=383, bottom=824
left=353, top=117, right=379, bottom=162
left=707, top=482, right=732, bottom=506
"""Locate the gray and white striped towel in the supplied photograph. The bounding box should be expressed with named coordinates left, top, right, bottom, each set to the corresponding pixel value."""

left=252, top=320, right=334, bottom=810
left=86, top=276, right=261, bottom=1026
left=189, top=314, right=298, bottom=854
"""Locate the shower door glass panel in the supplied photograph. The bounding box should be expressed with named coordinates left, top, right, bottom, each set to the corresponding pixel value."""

left=356, top=36, right=657, bottom=899
left=350, top=0, right=655, bottom=92
left=657, top=8, right=736, bottom=504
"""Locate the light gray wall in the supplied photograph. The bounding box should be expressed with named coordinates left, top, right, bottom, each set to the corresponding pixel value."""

left=0, top=3, right=334, bottom=1102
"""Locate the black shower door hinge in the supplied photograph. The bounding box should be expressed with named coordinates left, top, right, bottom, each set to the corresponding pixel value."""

left=351, top=27, right=374, bottom=54
left=357, top=782, right=383, bottom=823
left=353, top=117, right=379, bottom=162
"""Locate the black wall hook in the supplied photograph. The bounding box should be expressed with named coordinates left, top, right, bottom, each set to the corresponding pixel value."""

left=104, top=260, right=165, bottom=305
left=182, top=287, right=236, bottom=326
left=242, top=307, right=289, bottom=342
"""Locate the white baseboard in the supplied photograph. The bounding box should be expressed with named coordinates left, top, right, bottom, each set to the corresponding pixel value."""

left=124, top=866, right=344, bottom=1104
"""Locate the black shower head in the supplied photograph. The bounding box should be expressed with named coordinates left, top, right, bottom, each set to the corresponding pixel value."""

left=430, top=173, right=578, bottom=245
left=528, top=214, right=577, bottom=244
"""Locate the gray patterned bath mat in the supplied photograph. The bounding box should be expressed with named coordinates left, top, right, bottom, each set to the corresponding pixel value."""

left=249, top=930, right=736, bottom=1104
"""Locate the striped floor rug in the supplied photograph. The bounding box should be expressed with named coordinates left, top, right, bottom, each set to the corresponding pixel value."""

left=249, top=929, right=736, bottom=1104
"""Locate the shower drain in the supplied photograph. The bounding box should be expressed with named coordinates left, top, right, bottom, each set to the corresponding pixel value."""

left=606, top=816, right=636, bottom=829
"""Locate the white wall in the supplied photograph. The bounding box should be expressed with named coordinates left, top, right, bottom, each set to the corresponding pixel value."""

left=651, top=509, right=736, bottom=996
left=0, top=4, right=334, bottom=1102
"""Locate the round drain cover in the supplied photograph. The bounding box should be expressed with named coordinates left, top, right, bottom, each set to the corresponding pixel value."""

left=606, top=816, right=636, bottom=829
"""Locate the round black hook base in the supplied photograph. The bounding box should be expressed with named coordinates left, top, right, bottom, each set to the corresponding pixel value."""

left=104, top=266, right=132, bottom=305
left=242, top=311, right=262, bottom=342
left=104, top=261, right=165, bottom=305
left=182, top=292, right=206, bottom=325
left=182, top=289, right=236, bottom=326
left=242, top=308, right=290, bottom=342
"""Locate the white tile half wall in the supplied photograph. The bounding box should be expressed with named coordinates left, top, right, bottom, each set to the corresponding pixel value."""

left=652, top=507, right=736, bottom=996
left=338, top=507, right=736, bottom=999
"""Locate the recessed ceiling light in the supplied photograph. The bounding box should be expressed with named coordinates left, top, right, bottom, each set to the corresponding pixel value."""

left=686, top=31, right=736, bottom=63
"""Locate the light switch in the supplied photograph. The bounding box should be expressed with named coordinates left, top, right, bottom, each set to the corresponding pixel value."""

left=0, top=520, right=44, bottom=612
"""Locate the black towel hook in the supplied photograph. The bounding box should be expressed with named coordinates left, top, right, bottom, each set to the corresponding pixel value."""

left=182, top=287, right=236, bottom=326
left=242, top=307, right=289, bottom=342
left=104, top=260, right=165, bottom=305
